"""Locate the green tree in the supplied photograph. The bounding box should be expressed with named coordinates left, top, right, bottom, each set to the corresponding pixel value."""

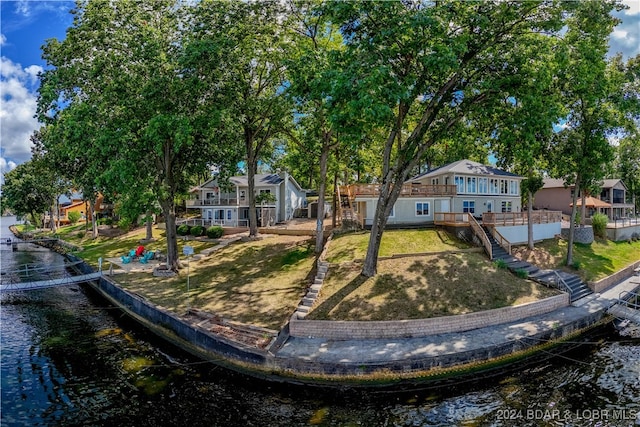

left=187, top=0, right=293, bottom=239
left=323, top=1, right=569, bottom=277
left=551, top=1, right=624, bottom=265
left=490, top=35, right=564, bottom=249
left=286, top=0, right=346, bottom=252
left=38, top=0, right=231, bottom=270
left=2, top=156, right=58, bottom=229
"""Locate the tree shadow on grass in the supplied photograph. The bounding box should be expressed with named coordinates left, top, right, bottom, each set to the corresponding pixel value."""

left=312, top=254, right=555, bottom=321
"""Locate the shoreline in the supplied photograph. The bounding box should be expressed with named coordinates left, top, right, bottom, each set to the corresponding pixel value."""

left=7, top=225, right=640, bottom=388
left=66, top=252, right=640, bottom=388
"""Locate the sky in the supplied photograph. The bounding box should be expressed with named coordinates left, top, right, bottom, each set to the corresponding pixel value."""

left=1, top=0, right=639, bottom=185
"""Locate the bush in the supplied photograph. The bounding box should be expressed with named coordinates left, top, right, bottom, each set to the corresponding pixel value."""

left=206, top=225, right=224, bottom=239
left=190, top=225, right=205, bottom=237
left=591, top=213, right=608, bottom=238
left=118, top=217, right=132, bottom=230
left=177, top=224, right=191, bottom=236
left=515, top=269, right=528, bottom=279
left=67, top=211, right=81, bottom=224
left=493, top=259, right=508, bottom=269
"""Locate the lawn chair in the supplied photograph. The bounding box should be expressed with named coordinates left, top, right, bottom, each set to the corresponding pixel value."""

left=139, top=251, right=155, bottom=264
left=121, top=255, right=132, bottom=264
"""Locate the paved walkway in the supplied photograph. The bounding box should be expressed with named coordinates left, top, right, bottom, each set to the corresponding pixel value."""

left=274, top=275, right=640, bottom=365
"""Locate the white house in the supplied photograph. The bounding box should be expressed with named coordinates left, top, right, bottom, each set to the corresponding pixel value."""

left=348, top=159, right=524, bottom=227
left=186, top=172, right=306, bottom=227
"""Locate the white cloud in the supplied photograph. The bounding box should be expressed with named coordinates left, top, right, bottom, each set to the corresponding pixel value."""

left=0, top=56, right=42, bottom=175
left=0, top=33, right=6, bottom=47
left=610, top=2, right=640, bottom=59
left=622, top=0, right=640, bottom=15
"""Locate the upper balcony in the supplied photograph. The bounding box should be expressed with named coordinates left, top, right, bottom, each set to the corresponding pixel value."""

left=185, top=197, right=276, bottom=208
left=341, top=183, right=457, bottom=198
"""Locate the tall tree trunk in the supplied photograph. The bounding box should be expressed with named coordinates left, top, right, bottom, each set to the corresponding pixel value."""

left=566, top=179, right=581, bottom=267
left=146, top=209, right=153, bottom=240
left=246, top=129, right=259, bottom=238
left=361, top=177, right=404, bottom=277
left=49, top=200, right=57, bottom=231
left=89, top=199, right=98, bottom=239
left=315, top=136, right=330, bottom=253
left=580, top=191, right=586, bottom=226
left=527, top=189, right=534, bottom=250
left=160, top=198, right=180, bottom=271
left=332, top=169, right=338, bottom=229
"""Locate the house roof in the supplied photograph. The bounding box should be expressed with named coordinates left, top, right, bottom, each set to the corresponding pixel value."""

left=601, top=179, right=626, bottom=190
left=542, top=178, right=627, bottom=190
left=541, top=178, right=568, bottom=189
left=194, top=172, right=303, bottom=192
left=409, top=159, right=520, bottom=182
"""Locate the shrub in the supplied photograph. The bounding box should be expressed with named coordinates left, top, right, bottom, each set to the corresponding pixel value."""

left=493, top=259, right=508, bottom=269
left=190, top=225, right=205, bottom=237
left=118, top=217, right=132, bottom=230
left=177, top=224, right=191, bottom=236
left=515, top=269, right=528, bottom=279
left=67, top=211, right=81, bottom=224
left=206, top=225, right=224, bottom=239
left=591, top=213, right=608, bottom=238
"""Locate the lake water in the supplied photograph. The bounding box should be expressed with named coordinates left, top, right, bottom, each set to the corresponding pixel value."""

left=1, top=216, right=639, bottom=426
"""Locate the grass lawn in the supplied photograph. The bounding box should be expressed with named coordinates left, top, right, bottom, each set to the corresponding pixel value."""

left=307, top=252, right=559, bottom=321
left=325, top=228, right=471, bottom=263
left=512, top=236, right=640, bottom=282
left=116, top=235, right=316, bottom=330
left=23, top=223, right=216, bottom=268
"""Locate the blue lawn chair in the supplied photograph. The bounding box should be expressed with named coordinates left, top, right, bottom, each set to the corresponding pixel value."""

left=121, top=255, right=132, bottom=264
left=139, top=251, right=155, bottom=264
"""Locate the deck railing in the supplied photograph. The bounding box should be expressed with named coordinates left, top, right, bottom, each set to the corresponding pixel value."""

left=340, top=183, right=457, bottom=198
left=433, top=212, right=470, bottom=225
left=491, top=227, right=511, bottom=255
left=468, top=214, right=492, bottom=259
left=482, top=211, right=562, bottom=226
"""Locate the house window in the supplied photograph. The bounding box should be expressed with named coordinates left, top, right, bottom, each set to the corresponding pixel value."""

left=501, top=201, right=513, bottom=212
left=478, top=178, right=488, bottom=194
left=510, top=180, right=518, bottom=195
left=455, top=176, right=465, bottom=193
left=463, top=201, right=475, bottom=213
left=215, top=209, right=225, bottom=220
left=500, top=179, right=509, bottom=195
left=260, top=189, right=271, bottom=194
left=466, top=177, right=476, bottom=193
left=239, top=190, right=246, bottom=201
left=227, top=210, right=232, bottom=220
left=431, top=178, right=439, bottom=186
left=490, top=178, right=499, bottom=194
left=416, top=202, right=430, bottom=216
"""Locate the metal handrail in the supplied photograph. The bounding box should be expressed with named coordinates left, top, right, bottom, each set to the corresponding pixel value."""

left=552, top=270, right=573, bottom=297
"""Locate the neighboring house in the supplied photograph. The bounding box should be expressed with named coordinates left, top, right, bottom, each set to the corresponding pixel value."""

left=186, top=172, right=306, bottom=227
left=534, top=178, right=633, bottom=219
left=347, top=159, right=524, bottom=227
left=56, top=192, right=112, bottom=224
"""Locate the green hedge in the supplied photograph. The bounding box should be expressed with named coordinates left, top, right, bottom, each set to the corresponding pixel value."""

left=177, top=224, right=191, bottom=236
left=591, top=213, right=608, bottom=238
left=190, top=225, right=205, bottom=236
left=206, top=225, right=224, bottom=239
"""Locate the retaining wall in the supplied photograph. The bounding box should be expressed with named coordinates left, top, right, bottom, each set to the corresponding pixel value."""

left=289, top=293, right=570, bottom=339
left=561, top=226, right=594, bottom=244
left=590, top=260, right=640, bottom=293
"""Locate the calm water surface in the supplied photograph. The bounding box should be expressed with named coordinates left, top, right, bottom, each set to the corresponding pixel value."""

left=1, top=216, right=639, bottom=426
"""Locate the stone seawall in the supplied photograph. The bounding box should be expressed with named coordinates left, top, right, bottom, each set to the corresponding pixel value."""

left=561, top=226, right=594, bottom=244
left=289, top=294, right=570, bottom=339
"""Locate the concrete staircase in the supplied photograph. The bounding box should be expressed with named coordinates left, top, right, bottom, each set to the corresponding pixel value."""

left=482, top=225, right=593, bottom=303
